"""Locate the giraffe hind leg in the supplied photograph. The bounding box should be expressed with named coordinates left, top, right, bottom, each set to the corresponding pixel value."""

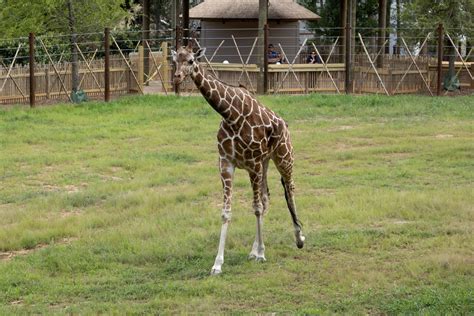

left=280, top=177, right=305, bottom=249
left=249, top=160, right=270, bottom=260
left=248, top=167, right=266, bottom=262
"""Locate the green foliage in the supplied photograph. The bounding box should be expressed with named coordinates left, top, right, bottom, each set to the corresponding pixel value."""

left=0, top=94, right=473, bottom=313
left=299, top=0, right=380, bottom=36
left=401, top=0, right=474, bottom=37
left=0, top=0, right=131, bottom=38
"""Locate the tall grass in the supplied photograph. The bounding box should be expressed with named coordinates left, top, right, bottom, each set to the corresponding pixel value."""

left=0, top=94, right=472, bottom=313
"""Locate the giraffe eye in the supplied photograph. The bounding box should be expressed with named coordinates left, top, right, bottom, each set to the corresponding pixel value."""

left=188, top=59, right=194, bottom=65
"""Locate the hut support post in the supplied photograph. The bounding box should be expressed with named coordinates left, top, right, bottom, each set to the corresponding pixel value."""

left=257, top=0, right=268, bottom=94
left=345, top=0, right=353, bottom=94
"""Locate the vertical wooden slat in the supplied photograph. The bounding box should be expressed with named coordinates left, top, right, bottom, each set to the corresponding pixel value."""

left=45, top=68, right=50, bottom=99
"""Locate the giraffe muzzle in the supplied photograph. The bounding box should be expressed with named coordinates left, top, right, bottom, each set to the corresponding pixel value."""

left=173, top=75, right=183, bottom=85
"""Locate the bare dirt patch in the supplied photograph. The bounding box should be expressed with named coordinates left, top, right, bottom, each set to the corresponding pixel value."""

left=60, top=209, right=83, bottom=218
left=328, top=125, right=355, bottom=132
left=0, top=237, right=77, bottom=262
left=435, top=134, right=454, bottom=139
left=381, top=152, right=412, bottom=160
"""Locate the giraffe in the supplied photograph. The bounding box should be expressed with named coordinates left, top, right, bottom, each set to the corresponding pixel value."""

left=172, top=42, right=305, bottom=275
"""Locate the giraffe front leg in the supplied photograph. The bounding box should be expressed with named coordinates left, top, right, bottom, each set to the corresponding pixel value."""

left=211, top=158, right=234, bottom=275
left=248, top=166, right=266, bottom=262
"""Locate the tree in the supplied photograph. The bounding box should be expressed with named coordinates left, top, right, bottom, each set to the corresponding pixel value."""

left=0, top=0, right=130, bottom=38
left=401, top=0, right=474, bottom=81
left=0, top=0, right=131, bottom=99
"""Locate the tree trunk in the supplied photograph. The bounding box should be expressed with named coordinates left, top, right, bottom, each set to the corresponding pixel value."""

left=377, top=0, right=387, bottom=68
left=396, top=0, right=400, bottom=54
left=351, top=0, right=356, bottom=57
left=143, top=0, right=150, bottom=82
left=67, top=0, right=79, bottom=94
left=341, top=0, right=347, bottom=63
left=182, top=0, right=189, bottom=45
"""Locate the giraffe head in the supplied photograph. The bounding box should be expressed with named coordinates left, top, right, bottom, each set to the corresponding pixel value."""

left=171, top=42, right=206, bottom=85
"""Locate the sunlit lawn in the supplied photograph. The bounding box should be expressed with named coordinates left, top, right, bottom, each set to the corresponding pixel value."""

left=0, top=94, right=472, bottom=313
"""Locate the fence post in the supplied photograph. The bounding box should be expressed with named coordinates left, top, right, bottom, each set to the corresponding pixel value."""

left=161, top=42, right=169, bottom=93
left=174, top=25, right=181, bottom=95
left=138, top=45, right=144, bottom=94
left=264, top=23, right=269, bottom=94
left=436, top=23, right=444, bottom=96
left=29, top=33, right=36, bottom=108
left=104, top=28, right=110, bottom=102
left=344, top=0, right=353, bottom=94
left=471, top=63, right=474, bottom=89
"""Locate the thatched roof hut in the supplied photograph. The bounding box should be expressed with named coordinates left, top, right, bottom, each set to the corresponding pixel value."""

left=190, top=0, right=320, bottom=63
left=190, top=0, right=320, bottom=21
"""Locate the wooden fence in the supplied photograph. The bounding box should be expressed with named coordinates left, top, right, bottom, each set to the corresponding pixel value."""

left=1, top=50, right=472, bottom=105
left=0, top=57, right=128, bottom=104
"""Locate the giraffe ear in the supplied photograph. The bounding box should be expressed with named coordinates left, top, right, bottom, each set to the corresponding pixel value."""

left=194, top=48, right=206, bottom=61
left=171, top=50, right=177, bottom=62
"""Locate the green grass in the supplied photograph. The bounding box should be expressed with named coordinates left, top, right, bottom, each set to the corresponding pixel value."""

left=0, top=94, right=473, bottom=314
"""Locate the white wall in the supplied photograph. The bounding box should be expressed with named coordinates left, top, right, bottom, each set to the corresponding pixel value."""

left=199, top=20, right=299, bottom=64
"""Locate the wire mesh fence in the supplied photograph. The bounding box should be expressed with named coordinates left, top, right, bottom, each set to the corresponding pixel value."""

left=0, top=25, right=472, bottom=106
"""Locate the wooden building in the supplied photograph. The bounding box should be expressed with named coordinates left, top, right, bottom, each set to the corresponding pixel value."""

left=189, top=0, right=320, bottom=63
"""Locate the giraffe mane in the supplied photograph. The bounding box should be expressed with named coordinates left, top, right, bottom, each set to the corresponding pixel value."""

left=200, top=65, right=253, bottom=94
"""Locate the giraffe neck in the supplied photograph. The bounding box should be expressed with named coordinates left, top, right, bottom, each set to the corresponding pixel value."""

left=190, top=63, right=238, bottom=122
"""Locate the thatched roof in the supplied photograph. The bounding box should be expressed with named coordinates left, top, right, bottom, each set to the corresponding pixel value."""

left=190, top=0, right=320, bottom=21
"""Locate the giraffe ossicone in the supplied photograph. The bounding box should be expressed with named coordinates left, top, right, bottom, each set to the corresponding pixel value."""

left=172, top=41, right=305, bottom=275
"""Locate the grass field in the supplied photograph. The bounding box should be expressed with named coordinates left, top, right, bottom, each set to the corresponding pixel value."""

left=0, top=93, right=473, bottom=314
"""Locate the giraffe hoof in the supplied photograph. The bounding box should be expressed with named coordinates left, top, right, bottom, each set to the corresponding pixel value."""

left=248, top=253, right=257, bottom=260
left=255, top=256, right=266, bottom=262
left=210, top=268, right=222, bottom=275
left=296, top=235, right=305, bottom=249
